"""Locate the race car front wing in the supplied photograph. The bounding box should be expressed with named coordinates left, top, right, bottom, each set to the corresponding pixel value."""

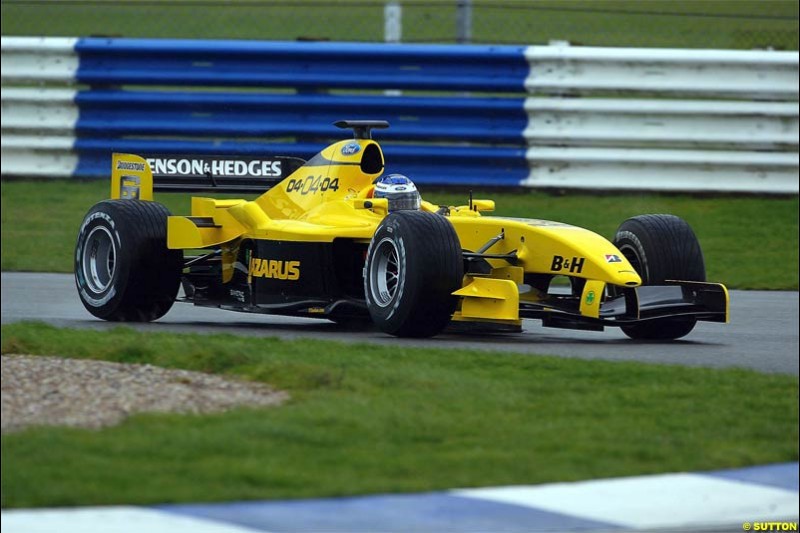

left=453, top=276, right=728, bottom=331
left=521, top=281, right=729, bottom=331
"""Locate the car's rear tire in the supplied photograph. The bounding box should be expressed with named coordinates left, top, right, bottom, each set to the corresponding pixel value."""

left=613, top=214, right=705, bottom=340
left=364, top=211, right=463, bottom=338
left=75, top=199, right=182, bottom=322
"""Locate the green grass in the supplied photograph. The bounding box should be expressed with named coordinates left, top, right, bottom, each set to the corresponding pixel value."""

left=2, top=179, right=797, bottom=289
left=2, top=322, right=797, bottom=508
left=1, top=0, right=797, bottom=49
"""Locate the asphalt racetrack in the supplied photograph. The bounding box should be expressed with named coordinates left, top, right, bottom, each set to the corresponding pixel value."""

left=2, top=272, right=797, bottom=375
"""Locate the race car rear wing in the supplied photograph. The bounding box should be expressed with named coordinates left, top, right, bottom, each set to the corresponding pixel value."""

left=111, top=153, right=306, bottom=200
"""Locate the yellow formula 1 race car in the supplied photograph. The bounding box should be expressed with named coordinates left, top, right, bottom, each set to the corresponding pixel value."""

left=75, top=120, right=728, bottom=339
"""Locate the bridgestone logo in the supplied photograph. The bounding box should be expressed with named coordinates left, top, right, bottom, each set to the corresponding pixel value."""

left=116, top=161, right=146, bottom=171
left=146, top=157, right=282, bottom=178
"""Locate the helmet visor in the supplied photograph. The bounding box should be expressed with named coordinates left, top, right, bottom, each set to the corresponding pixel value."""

left=386, top=191, right=420, bottom=211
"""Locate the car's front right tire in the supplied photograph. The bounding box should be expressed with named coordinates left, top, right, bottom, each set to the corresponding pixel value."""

left=75, top=199, right=182, bottom=322
left=613, top=214, right=706, bottom=340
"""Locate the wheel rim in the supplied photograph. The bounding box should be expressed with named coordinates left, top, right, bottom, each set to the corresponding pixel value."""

left=82, top=226, right=116, bottom=293
left=369, top=238, right=400, bottom=307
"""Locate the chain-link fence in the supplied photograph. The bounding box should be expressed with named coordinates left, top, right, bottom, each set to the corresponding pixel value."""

left=2, top=0, right=798, bottom=50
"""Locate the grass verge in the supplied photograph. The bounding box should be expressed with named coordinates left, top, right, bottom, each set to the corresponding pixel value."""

left=2, top=322, right=797, bottom=508
left=1, top=0, right=796, bottom=49
left=2, top=179, right=797, bottom=289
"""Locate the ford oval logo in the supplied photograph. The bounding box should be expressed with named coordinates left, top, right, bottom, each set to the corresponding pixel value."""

left=341, top=143, right=361, bottom=156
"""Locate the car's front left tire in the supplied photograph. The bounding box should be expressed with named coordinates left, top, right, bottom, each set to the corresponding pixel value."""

left=364, top=211, right=463, bottom=338
left=75, top=199, right=183, bottom=322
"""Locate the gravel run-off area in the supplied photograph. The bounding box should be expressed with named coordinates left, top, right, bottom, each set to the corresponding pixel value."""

left=1, top=354, right=288, bottom=434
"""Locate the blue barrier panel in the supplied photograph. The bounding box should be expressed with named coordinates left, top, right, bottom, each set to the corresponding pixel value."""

left=74, top=138, right=528, bottom=187
left=75, top=91, right=528, bottom=144
left=71, top=38, right=531, bottom=186
left=75, top=38, right=529, bottom=92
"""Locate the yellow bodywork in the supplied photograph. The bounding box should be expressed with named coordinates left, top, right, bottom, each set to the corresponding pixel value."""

left=111, top=137, right=646, bottom=326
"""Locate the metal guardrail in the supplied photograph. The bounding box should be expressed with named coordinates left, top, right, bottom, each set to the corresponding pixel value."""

left=524, top=45, right=800, bottom=99
left=1, top=36, right=798, bottom=193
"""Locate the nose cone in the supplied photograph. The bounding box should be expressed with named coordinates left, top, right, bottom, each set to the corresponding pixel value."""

left=597, top=250, right=642, bottom=287
left=612, top=269, right=642, bottom=287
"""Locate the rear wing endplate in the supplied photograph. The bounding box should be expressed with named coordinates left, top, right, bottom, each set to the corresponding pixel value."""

left=111, top=153, right=306, bottom=199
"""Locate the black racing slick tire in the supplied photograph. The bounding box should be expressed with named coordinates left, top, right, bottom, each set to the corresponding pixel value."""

left=613, top=214, right=706, bottom=340
left=75, top=199, right=183, bottom=322
left=364, top=211, right=463, bottom=338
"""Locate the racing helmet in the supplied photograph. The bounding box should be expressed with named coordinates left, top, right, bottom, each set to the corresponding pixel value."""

left=373, top=174, right=421, bottom=211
